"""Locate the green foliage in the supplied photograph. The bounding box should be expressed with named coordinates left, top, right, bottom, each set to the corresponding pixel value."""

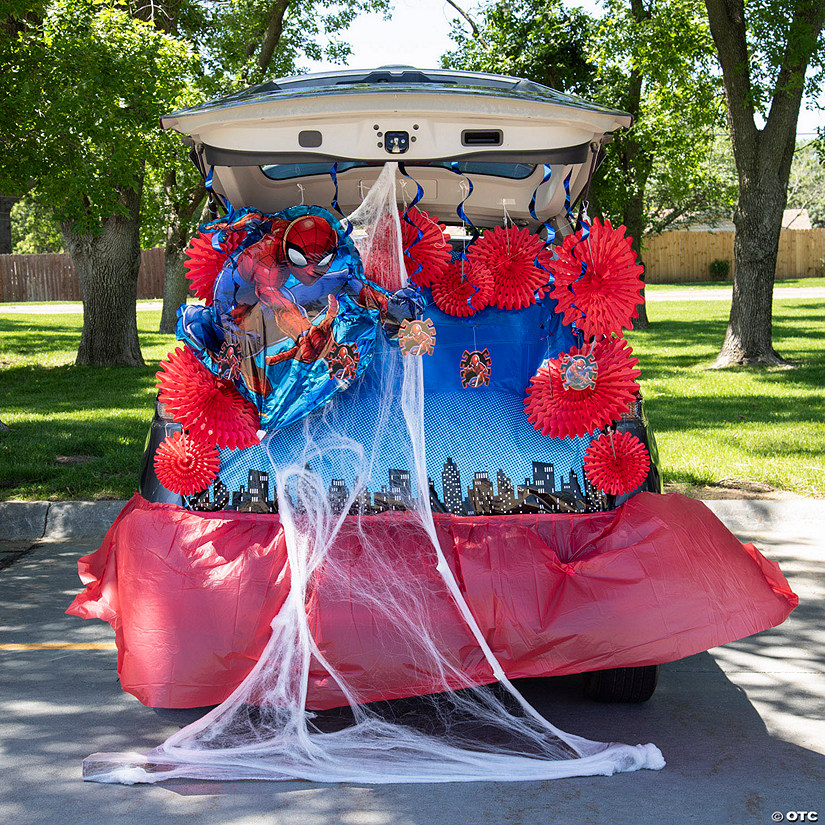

left=1, top=0, right=198, bottom=233
left=709, top=258, right=730, bottom=280
left=442, top=0, right=725, bottom=237
left=787, top=140, right=825, bottom=227
left=10, top=196, right=64, bottom=253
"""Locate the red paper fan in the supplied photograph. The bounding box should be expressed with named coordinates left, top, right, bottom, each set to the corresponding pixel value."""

left=154, top=431, right=219, bottom=496
left=430, top=258, right=494, bottom=317
left=547, top=218, right=644, bottom=337
left=401, top=207, right=451, bottom=288
left=156, top=346, right=260, bottom=450
left=184, top=231, right=241, bottom=305
left=584, top=430, right=650, bottom=495
left=467, top=225, right=549, bottom=311
left=523, top=337, right=641, bottom=439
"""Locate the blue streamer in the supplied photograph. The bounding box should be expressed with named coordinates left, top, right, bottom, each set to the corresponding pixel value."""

left=205, top=166, right=235, bottom=250
left=329, top=162, right=353, bottom=239
left=449, top=162, right=479, bottom=245
left=563, top=171, right=590, bottom=344
left=528, top=163, right=557, bottom=295
left=398, top=162, right=427, bottom=285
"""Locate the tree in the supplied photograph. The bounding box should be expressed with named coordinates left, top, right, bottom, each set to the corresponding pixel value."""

left=1, top=0, right=195, bottom=365
left=704, top=0, right=825, bottom=366
left=443, top=0, right=723, bottom=328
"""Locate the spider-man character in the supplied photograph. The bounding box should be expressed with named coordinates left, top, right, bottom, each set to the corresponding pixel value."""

left=327, top=342, right=360, bottom=382
left=460, top=349, right=491, bottom=388
left=398, top=319, right=436, bottom=357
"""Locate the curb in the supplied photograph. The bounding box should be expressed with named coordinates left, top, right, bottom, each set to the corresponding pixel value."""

left=0, top=500, right=128, bottom=542
left=0, top=497, right=823, bottom=543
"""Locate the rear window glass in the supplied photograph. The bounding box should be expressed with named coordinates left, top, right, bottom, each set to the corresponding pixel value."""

left=261, top=161, right=536, bottom=181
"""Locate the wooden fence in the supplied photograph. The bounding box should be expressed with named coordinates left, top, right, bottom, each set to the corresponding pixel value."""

left=643, top=228, right=825, bottom=283
left=0, top=247, right=166, bottom=302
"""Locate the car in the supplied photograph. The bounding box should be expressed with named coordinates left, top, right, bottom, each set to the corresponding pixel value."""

left=70, top=67, right=795, bottom=730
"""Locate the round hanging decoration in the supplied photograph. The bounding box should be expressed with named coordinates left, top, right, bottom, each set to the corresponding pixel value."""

left=400, top=207, right=452, bottom=288
left=156, top=346, right=260, bottom=450
left=183, top=230, right=241, bottom=305
left=466, top=224, right=549, bottom=311
left=523, top=337, right=641, bottom=439
left=546, top=218, right=644, bottom=338
left=584, top=430, right=651, bottom=495
left=153, top=431, right=220, bottom=496
left=430, top=258, right=494, bottom=317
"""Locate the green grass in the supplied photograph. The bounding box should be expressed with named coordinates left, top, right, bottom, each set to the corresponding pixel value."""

left=0, top=289, right=823, bottom=500
left=0, top=311, right=175, bottom=500
left=626, top=297, right=825, bottom=497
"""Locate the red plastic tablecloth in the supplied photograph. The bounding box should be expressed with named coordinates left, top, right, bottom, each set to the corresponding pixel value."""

left=67, top=492, right=797, bottom=709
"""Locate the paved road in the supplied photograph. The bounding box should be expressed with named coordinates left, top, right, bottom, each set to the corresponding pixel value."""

left=0, top=509, right=822, bottom=825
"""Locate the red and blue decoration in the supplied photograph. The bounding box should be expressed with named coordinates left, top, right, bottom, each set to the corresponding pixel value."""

left=183, top=230, right=241, bottom=305
left=214, top=341, right=243, bottom=382
left=560, top=351, right=598, bottom=391
left=399, top=318, right=436, bottom=356
left=401, top=207, right=452, bottom=288
left=156, top=346, right=260, bottom=450
left=584, top=431, right=651, bottom=495
left=546, top=218, right=644, bottom=338
left=153, top=431, right=220, bottom=496
left=460, top=348, right=492, bottom=388
left=327, top=342, right=360, bottom=382
left=523, top=337, right=641, bottom=439
left=431, top=258, right=494, bottom=317
left=467, top=225, right=550, bottom=311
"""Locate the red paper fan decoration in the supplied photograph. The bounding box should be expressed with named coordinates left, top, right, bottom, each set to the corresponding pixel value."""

left=467, top=225, right=549, bottom=311
left=154, top=431, right=220, bottom=496
left=584, top=430, right=651, bottom=495
left=156, top=346, right=260, bottom=450
left=430, top=258, right=494, bottom=317
left=184, top=231, right=241, bottom=305
left=547, top=218, right=644, bottom=338
left=400, top=207, right=451, bottom=288
left=523, top=337, right=641, bottom=439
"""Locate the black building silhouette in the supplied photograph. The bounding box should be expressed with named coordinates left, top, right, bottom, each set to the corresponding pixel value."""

left=442, top=457, right=463, bottom=515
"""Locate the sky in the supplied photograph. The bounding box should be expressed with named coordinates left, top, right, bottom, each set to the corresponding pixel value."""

left=304, top=0, right=823, bottom=139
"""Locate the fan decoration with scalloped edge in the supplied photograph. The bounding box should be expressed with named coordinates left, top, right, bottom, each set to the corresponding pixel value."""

left=400, top=207, right=452, bottom=288
left=156, top=346, right=260, bottom=450
left=466, top=224, right=550, bottom=311
left=430, top=257, right=494, bottom=317
left=545, top=218, right=644, bottom=338
left=154, top=430, right=220, bottom=496
left=523, top=337, right=641, bottom=440
left=584, top=430, right=651, bottom=495
left=183, top=230, right=242, bottom=306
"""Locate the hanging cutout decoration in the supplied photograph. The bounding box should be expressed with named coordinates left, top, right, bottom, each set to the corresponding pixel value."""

left=560, top=351, right=598, bottom=391
left=157, top=346, right=260, bottom=450
left=398, top=318, right=436, bottom=356
left=153, top=431, right=220, bottom=496
left=523, top=337, right=641, bottom=439
left=183, top=230, right=241, bottom=305
left=401, top=206, right=452, bottom=288
left=547, top=218, right=644, bottom=338
left=467, top=224, right=549, bottom=311
left=431, top=258, right=494, bottom=317
left=460, top=348, right=492, bottom=388
left=584, top=431, right=651, bottom=495
left=327, top=342, right=360, bottom=382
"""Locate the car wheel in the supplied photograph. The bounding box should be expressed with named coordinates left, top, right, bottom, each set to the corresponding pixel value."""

left=581, top=665, right=659, bottom=703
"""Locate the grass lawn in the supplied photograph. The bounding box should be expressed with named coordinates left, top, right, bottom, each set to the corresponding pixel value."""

left=0, top=289, right=823, bottom=500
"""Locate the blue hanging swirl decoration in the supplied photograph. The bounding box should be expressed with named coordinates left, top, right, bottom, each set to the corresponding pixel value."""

left=329, top=162, right=354, bottom=239
left=449, top=162, right=480, bottom=248
left=205, top=166, right=236, bottom=251
left=528, top=163, right=558, bottom=297
left=563, top=171, right=590, bottom=344
left=398, top=162, right=428, bottom=286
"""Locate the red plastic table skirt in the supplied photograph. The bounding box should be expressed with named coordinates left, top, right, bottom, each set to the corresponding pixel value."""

left=67, top=492, right=797, bottom=710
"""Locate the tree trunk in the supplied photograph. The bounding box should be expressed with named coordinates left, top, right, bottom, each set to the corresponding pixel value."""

left=63, top=186, right=144, bottom=367
left=159, top=182, right=206, bottom=333
left=0, top=195, right=15, bottom=254
left=622, top=186, right=649, bottom=329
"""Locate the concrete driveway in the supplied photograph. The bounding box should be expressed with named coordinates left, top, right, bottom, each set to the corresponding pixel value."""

left=0, top=502, right=822, bottom=825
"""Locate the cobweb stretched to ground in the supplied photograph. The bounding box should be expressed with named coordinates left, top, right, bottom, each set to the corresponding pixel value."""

left=83, top=163, right=664, bottom=785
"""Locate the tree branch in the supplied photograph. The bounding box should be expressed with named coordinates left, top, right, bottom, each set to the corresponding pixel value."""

left=444, top=0, right=493, bottom=52
left=256, top=0, right=291, bottom=79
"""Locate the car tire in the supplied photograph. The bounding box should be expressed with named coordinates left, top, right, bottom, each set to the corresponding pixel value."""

left=581, top=665, right=659, bottom=703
